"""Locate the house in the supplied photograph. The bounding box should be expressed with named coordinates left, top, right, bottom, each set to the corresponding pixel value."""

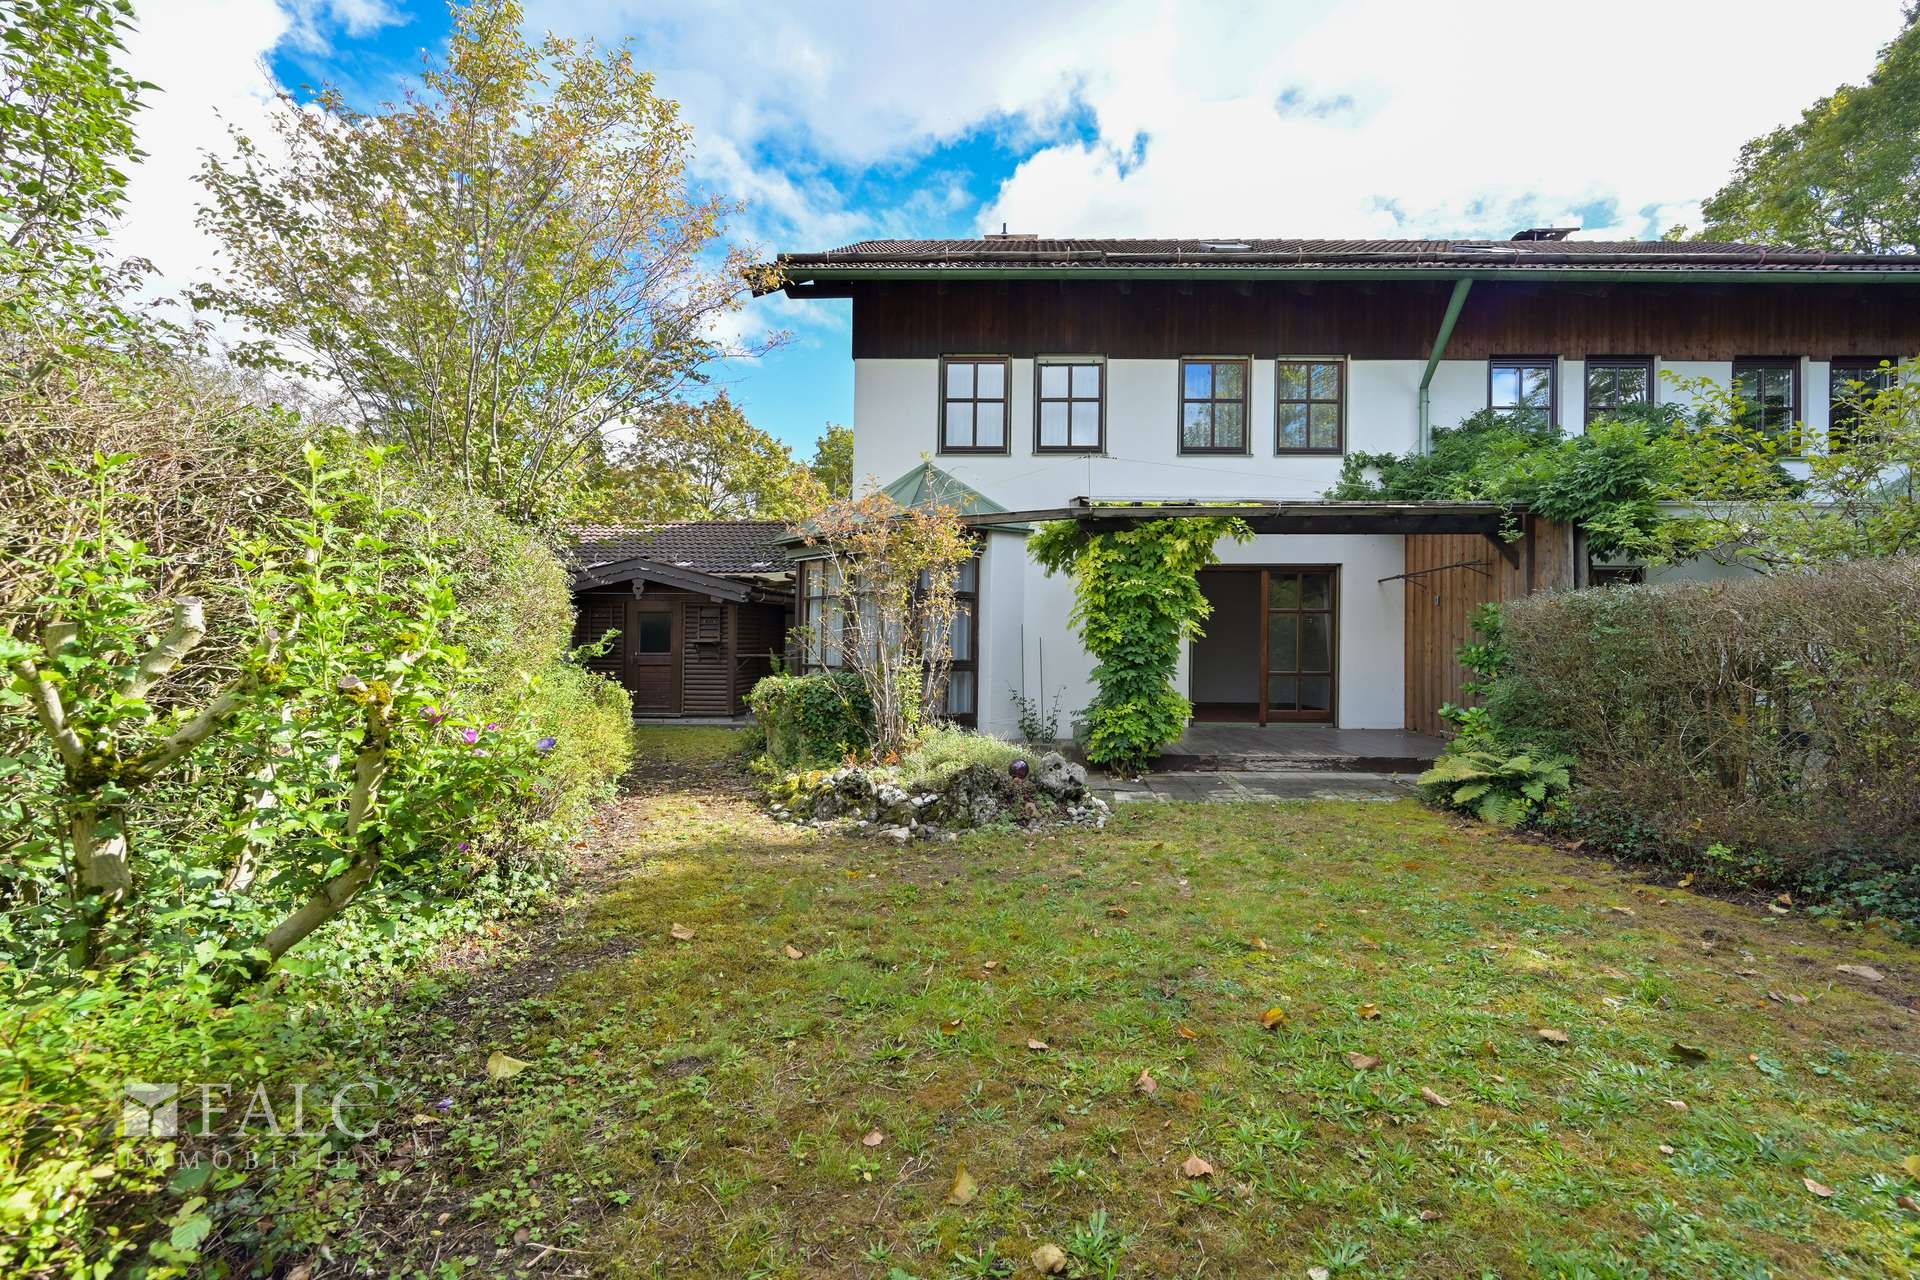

left=763, top=233, right=1920, bottom=740
left=569, top=521, right=793, bottom=717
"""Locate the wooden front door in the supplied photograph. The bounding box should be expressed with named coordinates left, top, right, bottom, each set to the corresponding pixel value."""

left=626, top=599, right=680, bottom=715
left=1260, top=567, right=1337, bottom=724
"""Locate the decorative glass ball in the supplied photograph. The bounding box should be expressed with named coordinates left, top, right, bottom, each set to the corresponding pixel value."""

left=1009, top=758, right=1030, bottom=780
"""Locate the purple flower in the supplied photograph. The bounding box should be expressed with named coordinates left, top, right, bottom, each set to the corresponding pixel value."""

left=434, top=1096, right=454, bottom=1112
left=458, top=841, right=471, bottom=852
left=483, top=722, right=499, bottom=733
left=461, top=727, right=480, bottom=745
left=535, top=736, right=557, bottom=753
left=421, top=705, right=447, bottom=726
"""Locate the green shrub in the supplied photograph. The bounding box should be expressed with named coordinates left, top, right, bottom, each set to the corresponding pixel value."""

left=1418, top=746, right=1571, bottom=826
left=1486, top=559, right=1920, bottom=927
left=893, top=724, right=1024, bottom=789
left=1029, top=515, right=1252, bottom=771
left=747, top=672, right=873, bottom=768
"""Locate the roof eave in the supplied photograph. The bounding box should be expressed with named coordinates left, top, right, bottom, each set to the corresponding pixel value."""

left=774, top=264, right=1920, bottom=291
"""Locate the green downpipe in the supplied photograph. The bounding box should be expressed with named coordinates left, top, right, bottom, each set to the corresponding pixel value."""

left=1418, top=277, right=1473, bottom=455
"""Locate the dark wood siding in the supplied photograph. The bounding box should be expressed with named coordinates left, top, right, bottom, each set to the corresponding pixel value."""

left=1403, top=516, right=1575, bottom=737
left=733, top=603, right=787, bottom=714
left=850, top=280, right=1920, bottom=361
left=681, top=601, right=731, bottom=716
left=573, top=593, right=626, bottom=682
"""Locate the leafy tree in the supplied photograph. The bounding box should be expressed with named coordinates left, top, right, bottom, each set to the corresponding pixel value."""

left=810, top=422, right=854, bottom=499
left=1681, top=10, right=1920, bottom=252
left=571, top=392, right=821, bottom=522
left=193, top=0, right=777, bottom=521
left=0, top=0, right=147, bottom=332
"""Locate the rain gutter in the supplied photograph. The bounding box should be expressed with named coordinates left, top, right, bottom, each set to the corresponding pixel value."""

left=1418, top=278, right=1473, bottom=456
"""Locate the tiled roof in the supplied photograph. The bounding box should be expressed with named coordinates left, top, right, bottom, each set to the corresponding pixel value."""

left=773, top=237, right=1920, bottom=276
left=567, top=520, right=792, bottom=576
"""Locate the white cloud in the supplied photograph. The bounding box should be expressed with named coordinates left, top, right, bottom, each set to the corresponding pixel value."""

left=114, top=0, right=290, bottom=311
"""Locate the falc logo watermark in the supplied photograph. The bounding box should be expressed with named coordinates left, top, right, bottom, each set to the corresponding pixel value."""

left=118, top=1080, right=385, bottom=1142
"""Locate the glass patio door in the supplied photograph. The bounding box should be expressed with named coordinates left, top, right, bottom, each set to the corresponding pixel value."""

left=1261, top=568, right=1336, bottom=723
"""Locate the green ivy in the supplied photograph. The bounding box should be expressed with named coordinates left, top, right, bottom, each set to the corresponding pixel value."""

left=746, top=671, right=873, bottom=768
left=1029, top=516, right=1252, bottom=771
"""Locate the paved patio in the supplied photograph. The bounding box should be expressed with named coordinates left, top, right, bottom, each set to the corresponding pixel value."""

left=1092, top=769, right=1420, bottom=805
left=1150, top=723, right=1446, bottom=773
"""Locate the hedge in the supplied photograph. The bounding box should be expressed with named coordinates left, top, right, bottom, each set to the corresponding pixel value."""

left=1491, top=558, right=1920, bottom=890
left=746, top=671, right=874, bottom=768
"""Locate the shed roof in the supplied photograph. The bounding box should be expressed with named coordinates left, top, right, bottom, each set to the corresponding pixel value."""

left=568, top=520, right=793, bottom=577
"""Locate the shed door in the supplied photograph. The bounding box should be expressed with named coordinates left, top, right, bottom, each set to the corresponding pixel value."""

left=626, top=600, right=680, bottom=715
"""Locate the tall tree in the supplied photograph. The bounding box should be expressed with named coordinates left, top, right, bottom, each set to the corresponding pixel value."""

left=0, top=0, right=146, bottom=333
left=194, top=0, right=776, bottom=521
left=572, top=392, right=820, bottom=523
left=809, top=422, right=854, bottom=499
left=1683, top=9, right=1920, bottom=253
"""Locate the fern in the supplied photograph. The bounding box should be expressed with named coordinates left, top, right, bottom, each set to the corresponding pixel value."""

left=1419, top=744, right=1572, bottom=827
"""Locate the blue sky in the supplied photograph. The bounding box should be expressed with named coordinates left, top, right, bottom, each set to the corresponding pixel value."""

left=119, top=0, right=1913, bottom=457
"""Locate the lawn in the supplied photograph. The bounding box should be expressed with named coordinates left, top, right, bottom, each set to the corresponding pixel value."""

left=363, top=731, right=1920, bottom=1278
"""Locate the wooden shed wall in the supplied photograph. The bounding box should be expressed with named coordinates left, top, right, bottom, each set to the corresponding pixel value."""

left=1403, top=517, right=1575, bottom=737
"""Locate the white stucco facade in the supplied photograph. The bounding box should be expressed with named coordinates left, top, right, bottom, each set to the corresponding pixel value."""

left=850, top=354, right=1865, bottom=738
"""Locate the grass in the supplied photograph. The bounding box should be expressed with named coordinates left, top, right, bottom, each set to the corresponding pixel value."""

left=360, top=728, right=1920, bottom=1278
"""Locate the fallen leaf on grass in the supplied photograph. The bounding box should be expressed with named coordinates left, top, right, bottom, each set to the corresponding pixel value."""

left=1663, top=1099, right=1689, bottom=1112
left=940, top=1017, right=964, bottom=1034
left=1902, top=1154, right=1920, bottom=1178
left=669, top=923, right=695, bottom=942
left=862, top=1129, right=884, bottom=1147
left=1659, top=1144, right=1676, bottom=1155
left=1767, top=990, right=1808, bottom=1006
left=982, top=960, right=999, bottom=971
left=1105, top=905, right=1129, bottom=919
left=1260, top=1006, right=1288, bottom=1030
left=1250, top=937, right=1271, bottom=952
left=1677, top=873, right=1694, bottom=888
left=1768, top=904, right=1789, bottom=915
left=783, top=944, right=804, bottom=960
left=1420, top=1086, right=1452, bottom=1108
left=1031, top=1243, right=1068, bottom=1275
left=1803, top=1176, right=1835, bottom=1198
left=1418, top=1209, right=1440, bottom=1222
left=1357, top=1003, right=1381, bottom=1020
left=485, top=1051, right=531, bottom=1080
left=1308, top=1268, right=1331, bottom=1280
left=1537, top=1028, right=1571, bottom=1044
left=1836, top=963, right=1885, bottom=982
left=1670, top=1042, right=1710, bottom=1063
left=1180, top=1155, right=1214, bottom=1178
left=1177, top=1025, right=1199, bottom=1040
left=945, top=1165, right=977, bottom=1205
left=1605, top=905, right=1636, bottom=917
left=1346, top=1052, right=1380, bottom=1071
left=1027, top=1038, right=1049, bottom=1052
left=1135, top=1069, right=1159, bottom=1096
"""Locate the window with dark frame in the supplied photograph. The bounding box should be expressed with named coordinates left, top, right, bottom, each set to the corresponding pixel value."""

left=928, top=555, right=979, bottom=726
left=1179, top=358, right=1249, bottom=453
left=1036, top=360, right=1103, bottom=451
left=796, top=559, right=842, bottom=670
left=1583, top=359, right=1653, bottom=422
left=1732, top=359, right=1800, bottom=443
left=1490, top=357, right=1556, bottom=423
left=940, top=357, right=1009, bottom=453
left=1265, top=569, right=1336, bottom=720
left=1275, top=359, right=1343, bottom=453
left=1828, top=358, right=1896, bottom=450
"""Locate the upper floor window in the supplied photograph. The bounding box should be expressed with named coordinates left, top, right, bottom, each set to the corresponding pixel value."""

left=1732, top=358, right=1799, bottom=441
left=1584, top=358, right=1653, bottom=422
left=1828, top=357, right=1896, bottom=450
left=940, top=357, right=1008, bottom=453
left=1490, top=356, right=1556, bottom=424
left=1036, top=360, right=1104, bottom=452
left=1275, top=359, right=1344, bottom=454
left=1180, top=358, right=1248, bottom=453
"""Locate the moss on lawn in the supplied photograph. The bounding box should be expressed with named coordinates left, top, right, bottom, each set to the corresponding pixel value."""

left=376, top=766, right=1920, bottom=1278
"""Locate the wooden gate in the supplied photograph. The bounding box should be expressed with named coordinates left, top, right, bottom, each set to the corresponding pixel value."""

left=1403, top=516, right=1576, bottom=736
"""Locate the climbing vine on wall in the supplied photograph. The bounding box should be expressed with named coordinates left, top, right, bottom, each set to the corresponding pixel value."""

left=1029, top=515, right=1253, bottom=771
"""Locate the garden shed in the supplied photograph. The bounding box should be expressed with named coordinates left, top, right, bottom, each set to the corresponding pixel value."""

left=569, top=522, right=793, bottom=718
